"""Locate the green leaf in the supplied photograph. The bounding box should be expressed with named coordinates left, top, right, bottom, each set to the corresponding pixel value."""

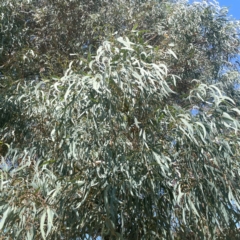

left=0, top=207, right=11, bottom=230
left=40, top=211, right=46, bottom=240
left=47, top=207, right=54, bottom=236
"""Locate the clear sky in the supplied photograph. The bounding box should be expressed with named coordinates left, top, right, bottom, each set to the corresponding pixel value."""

left=215, top=0, right=240, bottom=19
left=189, top=1, right=240, bottom=20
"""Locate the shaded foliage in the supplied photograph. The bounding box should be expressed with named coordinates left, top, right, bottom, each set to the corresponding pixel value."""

left=1, top=0, right=240, bottom=239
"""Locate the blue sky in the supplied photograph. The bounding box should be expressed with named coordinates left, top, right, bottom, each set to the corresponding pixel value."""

left=216, top=0, right=240, bottom=19
left=189, top=1, right=240, bottom=20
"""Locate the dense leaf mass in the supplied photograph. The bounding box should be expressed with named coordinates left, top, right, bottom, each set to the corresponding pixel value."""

left=1, top=0, right=240, bottom=239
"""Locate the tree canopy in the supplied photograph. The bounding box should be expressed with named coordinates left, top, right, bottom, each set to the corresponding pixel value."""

left=1, top=0, right=240, bottom=239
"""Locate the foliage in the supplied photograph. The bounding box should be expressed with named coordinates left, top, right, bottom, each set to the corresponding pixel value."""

left=1, top=0, right=240, bottom=239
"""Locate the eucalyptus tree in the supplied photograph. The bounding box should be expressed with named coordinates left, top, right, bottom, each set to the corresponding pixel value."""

left=1, top=0, right=240, bottom=239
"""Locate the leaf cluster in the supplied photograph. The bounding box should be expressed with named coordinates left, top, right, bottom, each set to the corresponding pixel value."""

left=1, top=0, right=240, bottom=239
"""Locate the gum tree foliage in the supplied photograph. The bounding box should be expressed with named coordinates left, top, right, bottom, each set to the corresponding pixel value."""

left=1, top=0, right=240, bottom=239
